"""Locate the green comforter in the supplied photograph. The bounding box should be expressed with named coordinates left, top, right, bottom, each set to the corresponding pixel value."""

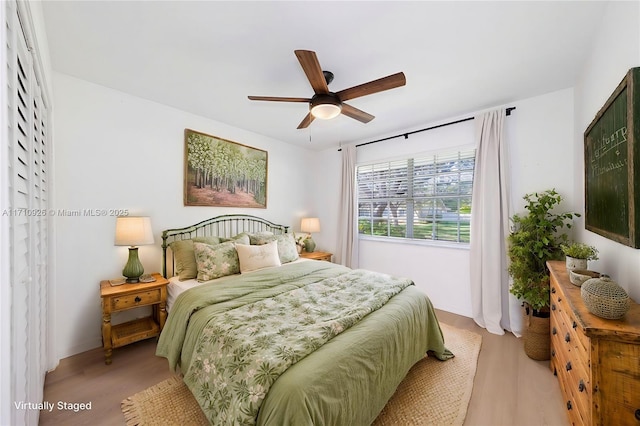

left=156, top=261, right=451, bottom=425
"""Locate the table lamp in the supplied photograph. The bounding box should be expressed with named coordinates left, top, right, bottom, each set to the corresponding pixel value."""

left=301, top=217, right=320, bottom=252
left=114, top=216, right=154, bottom=283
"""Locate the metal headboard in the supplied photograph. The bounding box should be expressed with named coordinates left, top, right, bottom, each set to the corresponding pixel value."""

left=161, top=214, right=290, bottom=278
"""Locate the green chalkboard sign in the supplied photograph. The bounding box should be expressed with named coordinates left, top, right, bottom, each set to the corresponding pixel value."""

left=584, top=67, right=640, bottom=248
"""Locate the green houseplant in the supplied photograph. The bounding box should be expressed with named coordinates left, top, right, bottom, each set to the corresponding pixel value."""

left=560, top=242, right=599, bottom=261
left=507, top=189, right=578, bottom=360
left=560, top=242, right=599, bottom=271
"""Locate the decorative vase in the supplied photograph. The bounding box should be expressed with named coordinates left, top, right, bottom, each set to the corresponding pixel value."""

left=565, top=256, right=587, bottom=271
left=581, top=275, right=630, bottom=319
left=304, top=238, right=316, bottom=253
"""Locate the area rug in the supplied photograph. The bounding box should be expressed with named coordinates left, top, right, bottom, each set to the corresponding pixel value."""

left=122, top=323, right=481, bottom=426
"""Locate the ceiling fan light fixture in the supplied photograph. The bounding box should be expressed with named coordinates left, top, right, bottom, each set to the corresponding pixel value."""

left=310, top=95, right=342, bottom=120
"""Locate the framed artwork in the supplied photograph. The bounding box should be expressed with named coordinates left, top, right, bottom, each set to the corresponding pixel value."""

left=584, top=67, right=639, bottom=248
left=184, top=129, right=268, bottom=208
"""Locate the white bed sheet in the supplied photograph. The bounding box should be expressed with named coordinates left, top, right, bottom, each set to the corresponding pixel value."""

left=166, top=257, right=311, bottom=313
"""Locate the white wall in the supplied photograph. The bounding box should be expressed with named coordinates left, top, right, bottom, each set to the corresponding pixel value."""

left=573, top=1, right=640, bottom=300
left=315, top=88, right=576, bottom=317
left=52, top=73, right=313, bottom=359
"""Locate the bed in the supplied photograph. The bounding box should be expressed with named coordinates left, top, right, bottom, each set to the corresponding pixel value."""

left=156, top=214, right=452, bottom=425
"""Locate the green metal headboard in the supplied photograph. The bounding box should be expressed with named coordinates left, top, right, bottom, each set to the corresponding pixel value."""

left=161, top=214, right=289, bottom=278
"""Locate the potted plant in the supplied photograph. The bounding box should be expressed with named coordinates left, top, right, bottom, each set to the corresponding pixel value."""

left=507, top=189, right=578, bottom=360
left=560, top=242, right=598, bottom=271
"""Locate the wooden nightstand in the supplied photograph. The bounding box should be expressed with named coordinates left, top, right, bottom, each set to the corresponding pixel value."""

left=99, top=273, right=169, bottom=365
left=299, top=251, right=333, bottom=262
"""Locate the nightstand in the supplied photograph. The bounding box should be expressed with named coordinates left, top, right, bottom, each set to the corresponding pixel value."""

left=299, top=251, right=333, bottom=262
left=100, top=273, right=169, bottom=364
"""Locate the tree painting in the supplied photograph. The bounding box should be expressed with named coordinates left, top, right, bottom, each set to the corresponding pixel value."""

left=184, top=129, right=267, bottom=208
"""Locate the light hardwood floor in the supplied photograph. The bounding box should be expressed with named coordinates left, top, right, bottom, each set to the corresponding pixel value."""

left=39, top=310, right=568, bottom=426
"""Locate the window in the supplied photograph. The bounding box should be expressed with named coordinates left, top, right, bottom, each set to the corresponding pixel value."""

left=357, top=149, right=475, bottom=243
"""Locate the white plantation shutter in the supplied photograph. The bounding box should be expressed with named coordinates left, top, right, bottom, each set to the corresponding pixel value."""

left=2, top=1, right=51, bottom=424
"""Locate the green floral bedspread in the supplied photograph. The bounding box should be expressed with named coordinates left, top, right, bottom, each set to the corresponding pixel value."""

left=157, top=261, right=450, bottom=425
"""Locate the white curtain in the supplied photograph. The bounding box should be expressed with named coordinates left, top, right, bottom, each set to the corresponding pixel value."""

left=470, top=109, right=521, bottom=336
left=336, top=145, right=359, bottom=268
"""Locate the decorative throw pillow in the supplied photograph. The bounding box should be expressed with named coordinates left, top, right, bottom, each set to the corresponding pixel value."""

left=169, top=236, right=224, bottom=281
left=220, top=233, right=251, bottom=245
left=169, top=239, right=197, bottom=281
left=193, top=241, right=240, bottom=281
left=250, top=234, right=299, bottom=264
left=193, top=236, right=223, bottom=245
left=235, top=241, right=281, bottom=273
left=248, top=231, right=275, bottom=245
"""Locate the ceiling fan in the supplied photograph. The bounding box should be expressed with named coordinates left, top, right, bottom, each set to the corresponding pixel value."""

left=248, top=50, right=406, bottom=129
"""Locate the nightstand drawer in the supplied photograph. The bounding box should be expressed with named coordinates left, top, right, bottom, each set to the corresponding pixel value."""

left=111, top=289, right=161, bottom=311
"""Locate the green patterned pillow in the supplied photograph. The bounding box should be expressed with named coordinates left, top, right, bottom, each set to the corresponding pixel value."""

left=249, top=233, right=299, bottom=264
left=193, top=236, right=223, bottom=245
left=193, top=241, right=240, bottom=281
left=248, top=231, right=275, bottom=245
left=220, top=233, right=251, bottom=245
left=169, top=236, right=224, bottom=281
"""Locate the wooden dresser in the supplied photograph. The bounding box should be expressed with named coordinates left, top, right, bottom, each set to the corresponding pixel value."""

left=548, top=260, right=640, bottom=425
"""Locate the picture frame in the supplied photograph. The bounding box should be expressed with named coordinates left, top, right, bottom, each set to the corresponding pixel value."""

left=184, top=129, right=268, bottom=208
left=584, top=67, right=639, bottom=248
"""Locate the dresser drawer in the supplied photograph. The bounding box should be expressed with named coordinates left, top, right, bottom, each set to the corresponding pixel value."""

left=111, top=289, right=161, bottom=311
left=551, top=322, right=590, bottom=424
left=597, top=339, right=640, bottom=425
left=551, top=285, right=590, bottom=354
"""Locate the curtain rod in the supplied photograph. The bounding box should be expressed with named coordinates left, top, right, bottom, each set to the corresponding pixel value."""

left=337, top=106, right=515, bottom=151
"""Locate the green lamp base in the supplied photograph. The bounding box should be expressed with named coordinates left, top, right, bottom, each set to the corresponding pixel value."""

left=123, top=247, right=144, bottom=283
left=304, top=237, right=316, bottom=253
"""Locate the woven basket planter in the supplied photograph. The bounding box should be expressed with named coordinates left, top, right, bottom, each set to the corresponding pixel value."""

left=522, top=305, right=550, bottom=361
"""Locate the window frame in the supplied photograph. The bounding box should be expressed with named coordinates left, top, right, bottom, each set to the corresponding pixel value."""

left=356, top=147, right=475, bottom=247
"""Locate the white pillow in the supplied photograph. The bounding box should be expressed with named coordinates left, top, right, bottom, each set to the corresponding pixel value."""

left=235, top=241, right=281, bottom=273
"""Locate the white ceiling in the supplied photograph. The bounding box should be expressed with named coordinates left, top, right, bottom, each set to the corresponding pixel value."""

left=41, top=1, right=608, bottom=151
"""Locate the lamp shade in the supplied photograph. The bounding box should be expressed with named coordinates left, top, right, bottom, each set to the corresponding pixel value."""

left=310, top=103, right=341, bottom=120
left=310, top=94, right=342, bottom=120
left=114, top=216, right=154, bottom=246
left=301, top=217, right=321, bottom=234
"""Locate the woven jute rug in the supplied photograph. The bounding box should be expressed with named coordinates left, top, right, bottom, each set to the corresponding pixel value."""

left=122, top=323, right=481, bottom=425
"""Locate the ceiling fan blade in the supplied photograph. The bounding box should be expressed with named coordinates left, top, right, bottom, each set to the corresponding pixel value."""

left=341, top=103, right=375, bottom=123
left=297, top=112, right=315, bottom=129
left=336, top=72, right=406, bottom=102
left=295, top=50, right=329, bottom=95
left=248, top=96, right=311, bottom=103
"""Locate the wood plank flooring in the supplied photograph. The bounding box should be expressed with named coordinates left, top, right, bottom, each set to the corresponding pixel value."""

left=39, top=310, right=568, bottom=425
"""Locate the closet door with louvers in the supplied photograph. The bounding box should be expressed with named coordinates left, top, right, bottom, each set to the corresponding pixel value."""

left=3, top=1, right=51, bottom=424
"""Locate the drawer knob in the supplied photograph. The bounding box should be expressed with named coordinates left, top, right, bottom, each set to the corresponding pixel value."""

left=565, top=333, right=571, bottom=343
left=551, top=349, right=555, bottom=357
left=635, top=409, right=640, bottom=420
left=551, top=287, right=556, bottom=294
left=578, top=380, right=585, bottom=392
left=552, top=304, right=556, bottom=311
left=552, top=327, right=557, bottom=335
left=567, top=401, right=572, bottom=411
left=135, top=296, right=142, bottom=303
left=558, top=297, right=562, bottom=302
left=572, top=321, right=577, bottom=329
left=566, top=361, right=572, bottom=371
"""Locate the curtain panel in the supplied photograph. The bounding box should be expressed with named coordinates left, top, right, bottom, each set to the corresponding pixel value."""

left=470, top=109, right=521, bottom=336
left=336, top=145, right=359, bottom=268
